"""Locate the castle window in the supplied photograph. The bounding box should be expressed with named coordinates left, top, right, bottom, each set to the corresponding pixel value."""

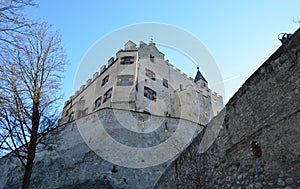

left=144, top=86, right=156, bottom=101
left=68, top=112, right=74, bottom=122
left=95, top=97, right=102, bottom=108
left=117, top=75, right=134, bottom=86
left=121, top=56, right=134, bottom=64
left=163, top=78, right=168, bottom=88
left=103, top=88, right=112, bottom=103
left=102, top=75, right=109, bottom=86
left=145, top=68, right=155, bottom=80
left=150, top=54, right=155, bottom=63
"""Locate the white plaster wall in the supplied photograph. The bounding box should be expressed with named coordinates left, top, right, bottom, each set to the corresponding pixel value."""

left=60, top=41, right=223, bottom=125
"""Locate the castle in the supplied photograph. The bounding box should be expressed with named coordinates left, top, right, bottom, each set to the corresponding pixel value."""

left=60, top=40, right=223, bottom=125
left=1, top=29, right=299, bottom=188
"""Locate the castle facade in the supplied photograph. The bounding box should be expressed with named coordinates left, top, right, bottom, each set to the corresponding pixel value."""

left=60, top=40, right=223, bottom=125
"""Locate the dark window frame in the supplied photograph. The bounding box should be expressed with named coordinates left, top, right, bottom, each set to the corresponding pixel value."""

left=102, top=75, right=109, bottom=86
left=144, top=86, right=156, bottom=101
left=163, top=78, right=168, bottom=88
left=121, top=56, right=134, bottom=65
left=95, top=97, right=102, bottom=108
left=103, top=88, right=112, bottom=103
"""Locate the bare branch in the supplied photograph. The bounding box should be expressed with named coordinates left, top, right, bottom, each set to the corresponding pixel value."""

left=0, top=0, right=37, bottom=49
left=0, top=21, right=67, bottom=188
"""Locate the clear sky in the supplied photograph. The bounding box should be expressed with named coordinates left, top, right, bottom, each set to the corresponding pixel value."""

left=26, top=1, right=299, bottom=104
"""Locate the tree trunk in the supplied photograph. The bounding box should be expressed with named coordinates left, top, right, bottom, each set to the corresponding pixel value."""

left=21, top=130, right=38, bottom=189
left=22, top=152, right=35, bottom=189
left=22, top=101, right=39, bottom=189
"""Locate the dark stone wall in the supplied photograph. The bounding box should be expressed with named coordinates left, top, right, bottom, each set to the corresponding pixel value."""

left=154, top=29, right=300, bottom=189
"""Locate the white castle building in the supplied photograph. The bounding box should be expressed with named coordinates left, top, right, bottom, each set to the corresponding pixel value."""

left=60, top=40, right=223, bottom=125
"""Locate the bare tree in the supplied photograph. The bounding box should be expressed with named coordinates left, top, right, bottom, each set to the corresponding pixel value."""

left=0, top=0, right=36, bottom=48
left=0, top=22, right=67, bottom=189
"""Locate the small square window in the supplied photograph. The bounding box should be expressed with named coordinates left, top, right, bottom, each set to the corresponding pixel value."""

left=95, top=97, right=102, bottom=108
left=102, top=75, right=109, bottom=86
left=103, top=88, right=112, bottom=103
left=145, top=68, right=155, bottom=80
left=163, top=79, right=168, bottom=88
left=121, top=56, right=134, bottom=64
left=144, top=86, right=156, bottom=101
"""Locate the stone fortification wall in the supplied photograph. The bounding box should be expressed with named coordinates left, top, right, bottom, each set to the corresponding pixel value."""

left=0, top=109, right=202, bottom=189
left=154, top=29, right=300, bottom=188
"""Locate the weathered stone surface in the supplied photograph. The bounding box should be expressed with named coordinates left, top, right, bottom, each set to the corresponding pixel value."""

left=0, top=110, right=202, bottom=189
left=278, top=178, right=286, bottom=187
left=154, top=29, right=300, bottom=188
left=254, top=182, right=262, bottom=189
left=285, top=178, right=294, bottom=185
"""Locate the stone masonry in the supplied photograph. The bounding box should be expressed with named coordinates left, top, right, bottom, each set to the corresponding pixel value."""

left=154, top=28, right=300, bottom=188
left=0, top=109, right=202, bottom=189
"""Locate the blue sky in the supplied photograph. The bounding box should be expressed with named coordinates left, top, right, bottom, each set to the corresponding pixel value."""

left=26, top=1, right=299, bottom=104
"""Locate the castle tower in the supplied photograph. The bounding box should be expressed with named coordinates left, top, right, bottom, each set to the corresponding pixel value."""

left=194, top=67, right=208, bottom=88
